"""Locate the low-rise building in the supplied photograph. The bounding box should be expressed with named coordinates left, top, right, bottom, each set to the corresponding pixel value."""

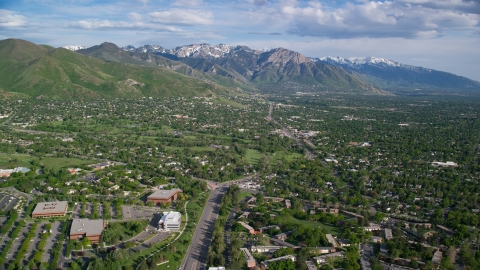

left=270, top=238, right=298, bottom=249
left=238, top=221, right=256, bottom=234
left=337, top=238, right=350, bottom=247
left=371, top=236, right=383, bottom=243
left=305, top=260, right=317, bottom=270
left=431, top=161, right=457, bottom=168
left=259, top=225, right=280, bottom=233
left=384, top=228, right=393, bottom=240
left=313, top=247, right=336, bottom=254
left=326, top=234, right=338, bottom=248
left=240, top=248, right=256, bottom=268
left=158, top=211, right=181, bottom=231
left=70, top=218, right=106, bottom=243
left=362, top=223, right=382, bottom=231
left=147, top=188, right=183, bottom=205
left=251, top=246, right=283, bottom=253
left=0, top=167, right=31, bottom=177
left=313, top=251, right=346, bottom=264
left=432, top=250, right=442, bottom=267
left=32, top=201, right=68, bottom=218
left=261, top=255, right=296, bottom=269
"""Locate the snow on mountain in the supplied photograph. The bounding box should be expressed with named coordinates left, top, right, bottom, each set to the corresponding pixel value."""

left=121, top=44, right=232, bottom=58
left=63, top=45, right=86, bottom=51
left=121, top=44, right=166, bottom=54
left=169, top=43, right=231, bottom=58
left=319, top=56, right=409, bottom=69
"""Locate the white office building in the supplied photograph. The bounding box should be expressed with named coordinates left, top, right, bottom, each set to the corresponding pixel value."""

left=158, top=211, right=181, bottom=231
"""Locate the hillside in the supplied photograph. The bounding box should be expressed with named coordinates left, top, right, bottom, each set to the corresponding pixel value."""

left=0, top=39, right=237, bottom=100
left=319, top=56, right=480, bottom=92
left=76, top=42, right=255, bottom=92
left=137, top=44, right=387, bottom=95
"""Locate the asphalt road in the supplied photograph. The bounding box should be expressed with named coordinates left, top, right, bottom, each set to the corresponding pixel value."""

left=180, top=186, right=226, bottom=270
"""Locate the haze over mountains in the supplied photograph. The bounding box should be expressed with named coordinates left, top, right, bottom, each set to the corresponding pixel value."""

left=0, top=38, right=478, bottom=101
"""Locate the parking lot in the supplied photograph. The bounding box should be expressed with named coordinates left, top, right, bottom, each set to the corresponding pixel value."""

left=122, top=205, right=165, bottom=221
left=5, top=223, right=32, bottom=265
left=42, top=221, right=62, bottom=263
left=0, top=192, right=20, bottom=211
left=23, top=222, right=47, bottom=265
left=72, top=202, right=118, bottom=220
left=140, top=232, right=169, bottom=249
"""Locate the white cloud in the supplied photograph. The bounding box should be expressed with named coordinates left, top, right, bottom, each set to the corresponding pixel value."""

left=68, top=19, right=183, bottom=32
left=0, top=9, right=27, bottom=27
left=128, top=12, right=143, bottom=21
left=278, top=0, right=480, bottom=38
left=172, top=0, right=204, bottom=6
left=148, top=9, right=213, bottom=25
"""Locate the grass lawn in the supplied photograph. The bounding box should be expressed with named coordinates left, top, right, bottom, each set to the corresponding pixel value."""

left=284, top=216, right=341, bottom=235
left=40, top=157, right=94, bottom=170
left=238, top=191, right=252, bottom=203
left=270, top=151, right=303, bottom=164
left=0, top=154, right=93, bottom=170
left=165, top=146, right=216, bottom=152
left=246, top=149, right=262, bottom=165
left=246, top=150, right=302, bottom=165
left=213, top=97, right=248, bottom=108
left=127, top=191, right=210, bottom=269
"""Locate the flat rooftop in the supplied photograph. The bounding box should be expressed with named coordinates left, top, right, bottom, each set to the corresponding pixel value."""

left=240, top=248, right=256, bottom=263
left=32, top=201, right=68, bottom=215
left=70, top=218, right=105, bottom=236
left=160, top=211, right=181, bottom=223
left=148, top=188, right=182, bottom=199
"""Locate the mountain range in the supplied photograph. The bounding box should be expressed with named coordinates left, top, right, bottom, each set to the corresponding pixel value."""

left=114, top=43, right=480, bottom=94
left=0, top=39, right=235, bottom=100
left=0, top=38, right=478, bottom=101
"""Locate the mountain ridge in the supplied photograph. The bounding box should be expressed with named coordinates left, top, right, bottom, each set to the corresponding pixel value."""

left=0, top=39, right=237, bottom=100
left=122, top=43, right=480, bottom=92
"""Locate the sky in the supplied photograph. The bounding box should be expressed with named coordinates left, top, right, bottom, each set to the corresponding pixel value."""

left=1, top=0, right=479, bottom=81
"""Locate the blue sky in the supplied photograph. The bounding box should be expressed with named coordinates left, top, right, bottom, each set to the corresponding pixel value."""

left=1, top=0, right=479, bottom=81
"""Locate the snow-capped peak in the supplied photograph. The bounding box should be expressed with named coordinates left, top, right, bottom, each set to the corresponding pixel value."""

left=363, top=57, right=403, bottom=67
left=63, top=45, right=85, bottom=51
left=319, top=55, right=407, bottom=69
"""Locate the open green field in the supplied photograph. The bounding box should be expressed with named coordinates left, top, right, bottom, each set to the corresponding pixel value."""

left=246, top=149, right=302, bottom=165
left=165, top=146, right=216, bottom=152
left=284, top=216, right=341, bottom=235
left=213, top=97, right=248, bottom=108
left=270, top=151, right=303, bottom=163
left=0, top=153, right=94, bottom=170
left=246, top=149, right=262, bottom=164
left=237, top=191, right=252, bottom=202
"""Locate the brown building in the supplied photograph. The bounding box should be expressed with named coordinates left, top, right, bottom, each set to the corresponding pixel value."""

left=240, top=248, right=257, bottom=268
left=146, top=188, right=183, bottom=205
left=70, top=219, right=106, bottom=243
left=32, top=201, right=68, bottom=218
